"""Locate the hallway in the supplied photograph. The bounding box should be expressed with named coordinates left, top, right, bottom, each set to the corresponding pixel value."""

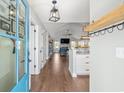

left=31, top=53, right=89, bottom=92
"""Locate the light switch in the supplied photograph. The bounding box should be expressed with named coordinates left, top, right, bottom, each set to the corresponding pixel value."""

left=116, top=48, right=124, bottom=59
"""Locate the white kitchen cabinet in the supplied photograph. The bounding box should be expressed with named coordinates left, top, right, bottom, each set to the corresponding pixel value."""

left=76, top=54, right=90, bottom=75
left=69, top=49, right=90, bottom=77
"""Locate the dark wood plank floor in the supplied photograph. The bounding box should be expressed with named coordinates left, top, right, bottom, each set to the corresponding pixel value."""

left=31, top=53, right=89, bottom=92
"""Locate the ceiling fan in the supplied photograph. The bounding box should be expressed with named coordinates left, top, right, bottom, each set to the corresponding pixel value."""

left=63, top=29, right=72, bottom=37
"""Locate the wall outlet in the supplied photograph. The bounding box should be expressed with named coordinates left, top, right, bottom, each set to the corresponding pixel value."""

left=116, top=48, right=124, bottom=59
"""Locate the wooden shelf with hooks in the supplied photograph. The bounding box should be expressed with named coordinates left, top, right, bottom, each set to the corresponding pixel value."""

left=84, top=4, right=124, bottom=32
left=80, top=36, right=90, bottom=40
left=76, top=45, right=89, bottom=48
left=81, top=46, right=89, bottom=48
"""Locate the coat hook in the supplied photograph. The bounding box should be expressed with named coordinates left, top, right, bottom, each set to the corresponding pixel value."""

left=117, top=23, right=124, bottom=31
left=100, top=30, right=106, bottom=35
left=94, top=32, right=99, bottom=36
left=107, top=27, right=114, bottom=33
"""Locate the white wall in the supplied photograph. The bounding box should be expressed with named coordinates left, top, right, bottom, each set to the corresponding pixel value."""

left=90, top=26, right=124, bottom=92
left=90, top=0, right=124, bottom=92
left=42, top=32, right=46, bottom=63
left=38, top=32, right=44, bottom=70
left=45, top=32, right=49, bottom=60
left=42, top=31, right=49, bottom=67
left=30, top=7, right=46, bottom=31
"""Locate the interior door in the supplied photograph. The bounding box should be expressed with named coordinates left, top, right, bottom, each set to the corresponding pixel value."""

left=29, top=26, right=35, bottom=75
left=0, top=0, right=29, bottom=92
left=11, top=0, right=29, bottom=92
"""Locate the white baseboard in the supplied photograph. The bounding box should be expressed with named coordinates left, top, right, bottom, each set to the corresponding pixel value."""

left=35, top=70, right=40, bottom=75
left=72, top=73, right=77, bottom=77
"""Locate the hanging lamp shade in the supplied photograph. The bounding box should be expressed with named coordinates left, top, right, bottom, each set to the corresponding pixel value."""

left=49, top=0, right=60, bottom=22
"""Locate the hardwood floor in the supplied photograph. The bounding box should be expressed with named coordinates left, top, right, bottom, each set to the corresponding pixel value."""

left=31, top=53, right=89, bottom=92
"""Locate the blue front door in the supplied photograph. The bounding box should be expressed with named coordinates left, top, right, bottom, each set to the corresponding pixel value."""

left=0, top=0, right=29, bottom=92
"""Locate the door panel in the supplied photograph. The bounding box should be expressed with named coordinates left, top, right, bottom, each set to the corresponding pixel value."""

left=0, top=0, right=16, bottom=91
left=0, top=36, right=16, bottom=92
left=0, top=0, right=29, bottom=92
left=29, top=26, right=35, bottom=74
left=18, top=0, right=25, bottom=79
left=19, top=40, right=25, bottom=79
left=11, top=0, right=29, bottom=91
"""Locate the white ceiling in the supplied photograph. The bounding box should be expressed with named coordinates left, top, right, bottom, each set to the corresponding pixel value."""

left=30, top=0, right=90, bottom=23
left=30, top=0, right=90, bottom=40
left=43, top=23, right=88, bottom=40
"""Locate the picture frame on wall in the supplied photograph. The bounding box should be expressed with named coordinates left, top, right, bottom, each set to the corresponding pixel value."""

left=1, top=20, right=10, bottom=32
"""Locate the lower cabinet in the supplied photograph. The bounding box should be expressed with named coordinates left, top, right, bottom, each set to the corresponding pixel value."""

left=76, top=55, right=90, bottom=75
left=69, top=49, right=90, bottom=77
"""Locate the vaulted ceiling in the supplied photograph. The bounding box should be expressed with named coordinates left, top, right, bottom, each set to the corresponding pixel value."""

left=43, top=23, right=88, bottom=40
left=30, top=0, right=90, bottom=40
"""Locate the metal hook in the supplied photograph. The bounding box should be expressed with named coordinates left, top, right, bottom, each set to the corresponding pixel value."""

left=90, top=33, right=95, bottom=37
left=107, top=27, right=114, bottom=33
left=117, top=23, right=124, bottom=31
left=100, top=30, right=106, bottom=35
left=94, top=32, right=99, bottom=36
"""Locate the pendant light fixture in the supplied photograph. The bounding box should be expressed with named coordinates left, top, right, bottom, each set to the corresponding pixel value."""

left=49, top=0, right=60, bottom=22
